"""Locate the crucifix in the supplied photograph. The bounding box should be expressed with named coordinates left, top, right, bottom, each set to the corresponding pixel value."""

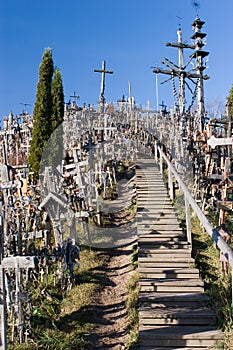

left=70, top=91, right=80, bottom=102
left=94, top=60, right=113, bottom=113
left=70, top=91, right=80, bottom=109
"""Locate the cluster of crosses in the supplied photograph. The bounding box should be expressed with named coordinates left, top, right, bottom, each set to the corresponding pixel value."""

left=0, top=13, right=233, bottom=347
left=0, top=93, right=155, bottom=346
left=151, top=14, right=233, bottom=233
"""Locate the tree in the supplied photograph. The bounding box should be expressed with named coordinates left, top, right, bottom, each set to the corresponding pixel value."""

left=51, top=68, right=64, bottom=130
left=45, top=68, right=65, bottom=168
left=28, top=48, right=54, bottom=177
left=227, top=84, right=233, bottom=120
left=28, top=50, right=65, bottom=177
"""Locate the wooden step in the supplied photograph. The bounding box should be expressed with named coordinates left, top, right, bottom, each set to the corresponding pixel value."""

left=136, top=184, right=168, bottom=187
left=138, top=245, right=191, bottom=250
left=137, top=197, right=170, bottom=202
left=137, top=206, right=174, bottom=211
left=138, top=231, right=185, bottom=238
left=139, top=347, right=211, bottom=350
left=138, top=241, right=190, bottom=249
left=139, top=256, right=194, bottom=263
left=138, top=235, right=187, bottom=240
left=137, top=233, right=186, bottom=239
left=139, top=268, right=199, bottom=279
left=137, top=222, right=181, bottom=228
left=138, top=256, right=194, bottom=263
left=137, top=195, right=168, bottom=199
left=137, top=212, right=178, bottom=217
left=140, top=279, right=204, bottom=286
left=136, top=181, right=166, bottom=184
left=138, top=262, right=195, bottom=269
left=137, top=196, right=172, bottom=201
left=137, top=207, right=175, bottom=214
left=139, top=326, right=223, bottom=347
left=139, top=292, right=211, bottom=308
left=139, top=254, right=192, bottom=260
left=138, top=229, right=184, bottom=234
left=138, top=234, right=186, bottom=241
left=138, top=223, right=181, bottom=230
left=139, top=248, right=191, bottom=255
left=137, top=231, right=185, bottom=238
left=137, top=188, right=166, bottom=191
left=137, top=201, right=172, bottom=205
left=137, top=221, right=180, bottom=227
left=140, top=279, right=204, bottom=293
left=139, top=307, right=216, bottom=326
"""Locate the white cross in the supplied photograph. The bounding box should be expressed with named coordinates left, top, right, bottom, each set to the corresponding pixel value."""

left=207, top=135, right=233, bottom=149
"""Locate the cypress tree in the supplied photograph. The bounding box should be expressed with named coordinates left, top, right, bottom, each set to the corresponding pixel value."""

left=51, top=68, right=64, bottom=130
left=45, top=68, right=65, bottom=168
left=28, top=48, right=54, bottom=177
left=227, top=84, right=233, bottom=119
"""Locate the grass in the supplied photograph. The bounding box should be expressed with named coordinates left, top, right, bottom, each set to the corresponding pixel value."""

left=191, top=215, right=233, bottom=349
left=126, top=270, right=139, bottom=349
left=170, top=188, right=233, bottom=348
left=8, top=248, right=107, bottom=350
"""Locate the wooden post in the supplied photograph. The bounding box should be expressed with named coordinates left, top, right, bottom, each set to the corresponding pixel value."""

left=232, top=273, right=233, bottom=310
left=185, top=196, right=192, bottom=248
left=0, top=209, right=7, bottom=349
left=154, top=141, right=158, bottom=162
left=0, top=266, right=7, bottom=350
left=168, top=167, right=174, bottom=201
left=159, top=152, right=163, bottom=178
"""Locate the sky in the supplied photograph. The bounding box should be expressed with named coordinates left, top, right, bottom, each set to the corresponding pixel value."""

left=0, top=0, right=232, bottom=122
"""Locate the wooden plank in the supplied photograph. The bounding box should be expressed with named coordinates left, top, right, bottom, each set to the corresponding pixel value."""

left=207, top=135, right=232, bottom=149
left=2, top=256, right=35, bottom=269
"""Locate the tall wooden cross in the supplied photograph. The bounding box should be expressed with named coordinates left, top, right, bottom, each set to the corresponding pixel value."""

left=94, top=60, right=113, bottom=113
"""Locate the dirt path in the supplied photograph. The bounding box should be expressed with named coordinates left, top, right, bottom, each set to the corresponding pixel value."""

left=87, top=243, right=135, bottom=349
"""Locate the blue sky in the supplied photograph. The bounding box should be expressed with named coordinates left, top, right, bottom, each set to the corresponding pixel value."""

left=0, top=0, right=232, bottom=121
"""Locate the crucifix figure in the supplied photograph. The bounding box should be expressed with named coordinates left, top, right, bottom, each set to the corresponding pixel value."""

left=94, top=60, right=113, bottom=113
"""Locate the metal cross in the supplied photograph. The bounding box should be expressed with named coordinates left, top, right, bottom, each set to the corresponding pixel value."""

left=70, top=91, right=80, bottom=102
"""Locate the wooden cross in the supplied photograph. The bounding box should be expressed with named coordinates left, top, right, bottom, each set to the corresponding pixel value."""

left=94, top=60, right=113, bottom=112
left=207, top=135, right=233, bottom=149
left=0, top=256, right=35, bottom=347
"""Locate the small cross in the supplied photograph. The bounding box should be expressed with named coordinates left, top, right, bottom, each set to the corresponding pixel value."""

left=70, top=91, right=80, bottom=102
left=159, top=101, right=167, bottom=112
left=20, top=103, right=31, bottom=114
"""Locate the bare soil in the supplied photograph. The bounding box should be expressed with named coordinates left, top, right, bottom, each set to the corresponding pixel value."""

left=86, top=243, right=135, bottom=349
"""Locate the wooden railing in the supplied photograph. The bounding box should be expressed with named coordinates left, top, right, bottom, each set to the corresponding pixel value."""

left=155, top=141, right=233, bottom=307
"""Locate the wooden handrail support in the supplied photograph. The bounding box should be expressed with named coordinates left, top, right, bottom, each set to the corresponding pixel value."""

left=155, top=142, right=233, bottom=307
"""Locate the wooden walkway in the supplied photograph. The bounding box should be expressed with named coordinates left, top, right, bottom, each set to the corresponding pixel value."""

left=136, top=159, right=224, bottom=350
